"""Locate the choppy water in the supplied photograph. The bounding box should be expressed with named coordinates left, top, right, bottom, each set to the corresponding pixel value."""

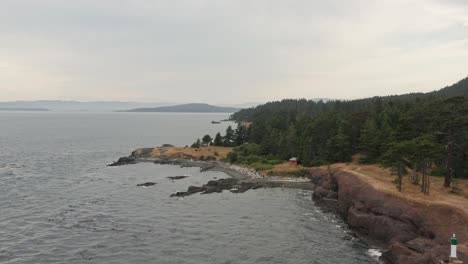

left=0, top=112, right=378, bottom=264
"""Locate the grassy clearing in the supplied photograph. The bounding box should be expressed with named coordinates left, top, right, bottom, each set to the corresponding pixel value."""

left=151, top=146, right=233, bottom=160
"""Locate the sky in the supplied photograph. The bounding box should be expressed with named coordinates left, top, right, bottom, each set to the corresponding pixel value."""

left=1, top=0, right=468, bottom=104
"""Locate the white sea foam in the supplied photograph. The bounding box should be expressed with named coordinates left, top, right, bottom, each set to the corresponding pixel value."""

left=367, top=248, right=382, bottom=260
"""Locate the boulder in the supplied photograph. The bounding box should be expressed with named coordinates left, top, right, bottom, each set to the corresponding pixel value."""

left=167, top=176, right=188, bottom=180
left=171, top=186, right=207, bottom=197
left=108, top=156, right=137, bottom=166
left=130, top=148, right=154, bottom=158
left=312, top=186, right=330, bottom=200
left=137, top=182, right=157, bottom=187
left=170, top=178, right=264, bottom=197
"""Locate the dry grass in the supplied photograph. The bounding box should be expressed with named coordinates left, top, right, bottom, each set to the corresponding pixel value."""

left=329, top=162, right=468, bottom=251
left=151, top=146, right=233, bottom=160
left=264, top=155, right=468, bottom=214
left=267, top=162, right=308, bottom=175
left=150, top=147, right=468, bottom=213
left=326, top=162, right=468, bottom=213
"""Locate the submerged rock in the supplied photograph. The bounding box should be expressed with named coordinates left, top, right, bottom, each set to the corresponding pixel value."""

left=167, top=176, right=188, bottom=180
left=170, top=178, right=264, bottom=197
left=137, top=182, right=157, bottom=187
left=108, top=156, right=137, bottom=166
left=230, top=182, right=263, bottom=193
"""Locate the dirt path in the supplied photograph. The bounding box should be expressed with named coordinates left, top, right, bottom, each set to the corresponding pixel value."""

left=332, top=163, right=468, bottom=212
left=328, top=162, right=468, bottom=252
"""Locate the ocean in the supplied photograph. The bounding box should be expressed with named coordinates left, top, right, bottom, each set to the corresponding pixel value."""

left=0, top=112, right=378, bottom=264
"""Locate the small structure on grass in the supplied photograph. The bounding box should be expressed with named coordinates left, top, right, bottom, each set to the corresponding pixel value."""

left=289, top=157, right=298, bottom=166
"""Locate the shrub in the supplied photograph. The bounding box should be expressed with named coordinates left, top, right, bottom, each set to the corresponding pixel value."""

left=245, top=155, right=262, bottom=164
left=227, top=152, right=238, bottom=163
left=358, top=156, right=374, bottom=164
left=191, top=139, right=201, bottom=148
left=430, top=166, right=446, bottom=177
left=205, top=156, right=216, bottom=161
left=250, top=163, right=274, bottom=170
left=234, top=143, right=262, bottom=156
left=265, top=159, right=282, bottom=165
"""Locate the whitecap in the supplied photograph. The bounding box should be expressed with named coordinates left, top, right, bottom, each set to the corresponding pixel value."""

left=367, top=248, right=382, bottom=260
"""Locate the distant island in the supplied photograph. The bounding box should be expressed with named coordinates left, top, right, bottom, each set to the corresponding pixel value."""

left=122, top=103, right=241, bottom=113
left=0, top=101, right=255, bottom=112
left=0, top=108, right=50, bottom=111
left=0, top=100, right=170, bottom=112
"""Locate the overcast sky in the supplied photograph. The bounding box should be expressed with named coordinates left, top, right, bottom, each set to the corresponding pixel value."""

left=1, top=0, right=467, bottom=103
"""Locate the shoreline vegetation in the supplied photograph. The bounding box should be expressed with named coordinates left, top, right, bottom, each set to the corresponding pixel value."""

left=109, top=146, right=314, bottom=195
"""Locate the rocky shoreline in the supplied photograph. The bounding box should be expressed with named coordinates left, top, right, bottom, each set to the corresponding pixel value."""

left=310, top=169, right=468, bottom=264
left=109, top=148, right=467, bottom=264
left=108, top=151, right=314, bottom=196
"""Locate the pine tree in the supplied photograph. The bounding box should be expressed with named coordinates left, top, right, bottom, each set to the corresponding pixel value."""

left=412, top=135, right=442, bottom=195
left=213, top=132, right=223, bottom=146
left=191, top=138, right=201, bottom=148
left=436, top=97, right=468, bottom=187
left=359, top=117, right=381, bottom=162
left=223, top=126, right=235, bottom=147
left=202, top=134, right=212, bottom=146
left=234, top=125, right=248, bottom=146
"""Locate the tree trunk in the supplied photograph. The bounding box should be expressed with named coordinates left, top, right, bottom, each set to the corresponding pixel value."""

left=427, top=167, right=430, bottom=195
left=421, top=162, right=430, bottom=195
left=421, top=163, right=425, bottom=193
left=398, top=161, right=403, bottom=192
left=412, top=162, right=419, bottom=185
left=445, top=132, right=454, bottom=187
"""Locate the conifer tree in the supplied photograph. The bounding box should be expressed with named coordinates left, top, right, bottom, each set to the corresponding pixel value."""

left=213, top=132, right=223, bottom=146
left=223, top=126, right=235, bottom=147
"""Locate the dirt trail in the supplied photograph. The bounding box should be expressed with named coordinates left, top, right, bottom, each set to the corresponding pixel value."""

left=327, top=162, right=468, bottom=253
left=331, top=163, right=468, bottom=211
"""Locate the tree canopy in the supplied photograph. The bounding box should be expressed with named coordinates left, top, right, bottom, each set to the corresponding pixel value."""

left=197, top=77, right=468, bottom=187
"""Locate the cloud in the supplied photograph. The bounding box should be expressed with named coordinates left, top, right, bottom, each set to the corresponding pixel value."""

left=0, top=0, right=467, bottom=102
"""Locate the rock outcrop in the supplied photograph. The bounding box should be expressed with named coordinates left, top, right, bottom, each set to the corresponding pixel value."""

left=170, top=178, right=264, bottom=197
left=130, top=148, right=154, bottom=159
left=167, top=176, right=188, bottom=180
left=108, top=156, right=137, bottom=166
left=311, top=169, right=468, bottom=264
left=137, top=182, right=157, bottom=187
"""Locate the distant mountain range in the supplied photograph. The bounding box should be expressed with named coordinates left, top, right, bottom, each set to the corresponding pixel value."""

left=0, top=100, right=261, bottom=112
left=0, top=100, right=169, bottom=112
left=123, top=103, right=240, bottom=113
left=0, top=108, right=50, bottom=111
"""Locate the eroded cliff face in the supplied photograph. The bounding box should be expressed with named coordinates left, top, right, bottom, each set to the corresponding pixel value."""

left=310, top=169, right=468, bottom=264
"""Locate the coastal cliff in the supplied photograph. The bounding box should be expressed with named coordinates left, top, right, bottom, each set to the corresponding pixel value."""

left=112, top=146, right=468, bottom=263
left=311, top=169, right=468, bottom=264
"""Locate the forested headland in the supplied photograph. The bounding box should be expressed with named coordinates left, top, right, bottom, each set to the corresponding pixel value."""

left=195, top=76, right=468, bottom=190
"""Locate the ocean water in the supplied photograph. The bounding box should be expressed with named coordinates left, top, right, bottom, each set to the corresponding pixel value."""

left=0, top=112, right=378, bottom=264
